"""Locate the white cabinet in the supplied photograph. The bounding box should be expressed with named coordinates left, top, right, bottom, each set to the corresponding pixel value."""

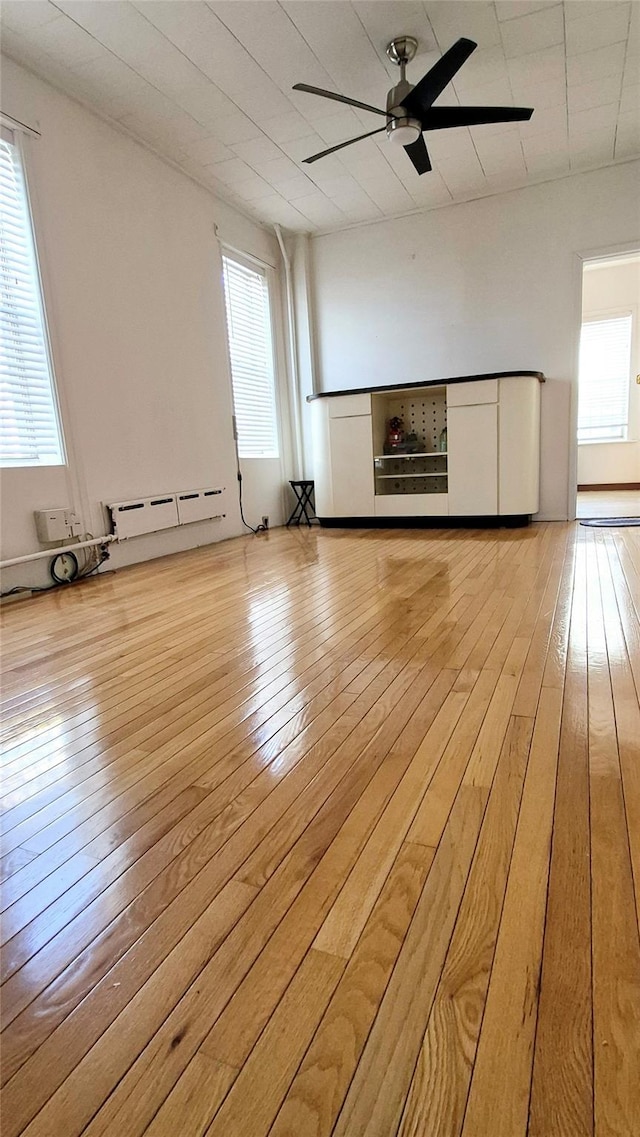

left=498, top=377, right=540, bottom=515
left=446, top=379, right=500, bottom=515
left=312, top=394, right=374, bottom=517
left=374, top=493, right=447, bottom=517
left=310, top=395, right=333, bottom=517
left=328, top=393, right=371, bottom=418
left=447, top=403, right=498, bottom=515
left=310, top=375, right=541, bottom=523
left=330, top=415, right=374, bottom=516
left=447, top=378, right=498, bottom=407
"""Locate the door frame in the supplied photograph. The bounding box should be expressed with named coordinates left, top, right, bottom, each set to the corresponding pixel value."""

left=568, top=239, right=640, bottom=521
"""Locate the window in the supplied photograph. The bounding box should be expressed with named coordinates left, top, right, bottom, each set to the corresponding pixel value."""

left=222, top=252, right=279, bottom=459
left=0, top=125, right=64, bottom=467
left=577, top=313, right=633, bottom=444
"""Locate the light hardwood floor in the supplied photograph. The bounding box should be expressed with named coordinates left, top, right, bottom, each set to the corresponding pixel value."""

left=1, top=521, right=639, bottom=1137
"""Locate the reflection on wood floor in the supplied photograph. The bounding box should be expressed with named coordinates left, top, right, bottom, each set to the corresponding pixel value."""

left=1, top=521, right=639, bottom=1137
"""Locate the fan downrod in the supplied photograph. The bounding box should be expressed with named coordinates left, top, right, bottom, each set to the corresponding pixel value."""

left=386, top=36, right=418, bottom=67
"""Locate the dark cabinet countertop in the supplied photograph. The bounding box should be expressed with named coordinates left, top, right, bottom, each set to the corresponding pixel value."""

left=307, top=370, right=545, bottom=402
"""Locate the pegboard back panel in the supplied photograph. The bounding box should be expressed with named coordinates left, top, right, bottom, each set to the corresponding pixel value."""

left=380, top=389, right=447, bottom=453
left=375, top=474, right=448, bottom=496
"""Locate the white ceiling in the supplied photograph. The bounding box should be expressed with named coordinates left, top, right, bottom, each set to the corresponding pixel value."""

left=2, top=1, right=639, bottom=234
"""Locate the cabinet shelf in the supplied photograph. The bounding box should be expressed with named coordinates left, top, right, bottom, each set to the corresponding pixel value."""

left=373, top=452, right=447, bottom=460
left=375, top=472, right=448, bottom=480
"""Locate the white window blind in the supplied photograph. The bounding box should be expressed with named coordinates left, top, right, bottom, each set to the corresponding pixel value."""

left=577, top=314, right=633, bottom=444
left=222, top=253, right=279, bottom=459
left=0, top=126, right=64, bottom=467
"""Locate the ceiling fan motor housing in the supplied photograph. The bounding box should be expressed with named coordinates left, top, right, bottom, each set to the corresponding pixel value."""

left=386, top=79, right=421, bottom=146
left=386, top=77, right=413, bottom=112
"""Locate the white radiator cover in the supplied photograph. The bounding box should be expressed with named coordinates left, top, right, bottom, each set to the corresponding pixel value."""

left=106, top=487, right=225, bottom=539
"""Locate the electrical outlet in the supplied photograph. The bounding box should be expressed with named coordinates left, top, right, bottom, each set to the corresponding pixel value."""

left=262, top=515, right=269, bottom=530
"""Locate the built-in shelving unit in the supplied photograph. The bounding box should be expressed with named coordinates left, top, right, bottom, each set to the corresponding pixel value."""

left=372, top=388, right=447, bottom=496
left=308, top=372, right=542, bottom=525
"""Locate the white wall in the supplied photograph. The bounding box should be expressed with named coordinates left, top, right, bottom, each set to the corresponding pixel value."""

left=308, top=161, right=640, bottom=520
left=577, top=257, right=640, bottom=486
left=0, top=57, right=289, bottom=591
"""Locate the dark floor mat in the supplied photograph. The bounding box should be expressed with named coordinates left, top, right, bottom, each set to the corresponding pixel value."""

left=580, top=517, right=640, bottom=527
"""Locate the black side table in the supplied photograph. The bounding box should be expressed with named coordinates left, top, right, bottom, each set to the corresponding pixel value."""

left=286, top=480, right=317, bottom=527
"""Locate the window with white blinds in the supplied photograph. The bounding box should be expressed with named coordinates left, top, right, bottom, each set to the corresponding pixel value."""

left=577, top=313, right=633, bottom=444
left=222, top=253, right=279, bottom=459
left=0, top=126, right=64, bottom=467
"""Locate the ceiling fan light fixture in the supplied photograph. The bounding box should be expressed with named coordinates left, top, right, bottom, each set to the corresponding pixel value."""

left=386, top=116, right=422, bottom=147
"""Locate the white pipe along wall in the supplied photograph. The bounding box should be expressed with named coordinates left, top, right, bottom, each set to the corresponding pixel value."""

left=274, top=224, right=304, bottom=482
left=0, top=534, right=115, bottom=570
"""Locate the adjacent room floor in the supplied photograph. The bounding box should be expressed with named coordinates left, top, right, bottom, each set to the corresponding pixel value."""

left=576, top=488, right=640, bottom=518
left=1, top=521, right=639, bottom=1137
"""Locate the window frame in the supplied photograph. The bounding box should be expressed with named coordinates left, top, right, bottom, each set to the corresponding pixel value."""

left=577, top=307, right=634, bottom=446
left=0, top=122, right=66, bottom=469
left=221, top=246, right=281, bottom=462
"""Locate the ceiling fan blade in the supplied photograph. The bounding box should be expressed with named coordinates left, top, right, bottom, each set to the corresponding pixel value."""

left=423, top=105, right=534, bottom=130
left=404, top=134, right=432, bottom=174
left=292, top=83, right=388, bottom=118
left=401, top=38, right=477, bottom=119
left=302, top=127, right=388, bottom=164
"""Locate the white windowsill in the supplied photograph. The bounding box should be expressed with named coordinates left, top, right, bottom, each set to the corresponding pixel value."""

left=578, top=439, right=637, bottom=447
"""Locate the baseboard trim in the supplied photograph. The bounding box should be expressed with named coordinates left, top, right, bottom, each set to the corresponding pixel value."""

left=318, top=515, right=531, bottom=529
left=578, top=482, right=640, bottom=491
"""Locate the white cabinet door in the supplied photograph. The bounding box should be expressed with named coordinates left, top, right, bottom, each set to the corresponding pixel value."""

left=447, top=403, right=498, bottom=515
left=310, top=400, right=334, bottom=516
left=328, top=393, right=372, bottom=418
left=447, top=379, right=498, bottom=406
left=329, top=415, right=374, bottom=516
left=498, top=378, right=540, bottom=514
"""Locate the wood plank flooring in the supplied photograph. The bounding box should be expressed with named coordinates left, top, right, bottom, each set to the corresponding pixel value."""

left=1, top=521, right=639, bottom=1136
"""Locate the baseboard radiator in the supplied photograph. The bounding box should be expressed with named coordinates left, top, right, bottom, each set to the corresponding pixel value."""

left=106, top=487, right=225, bottom=539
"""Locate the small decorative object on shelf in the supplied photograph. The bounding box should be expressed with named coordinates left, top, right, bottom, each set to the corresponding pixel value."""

left=439, top=426, right=447, bottom=452
left=385, top=419, right=423, bottom=455
left=403, top=432, right=422, bottom=453
left=385, top=415, right=404, bottom=453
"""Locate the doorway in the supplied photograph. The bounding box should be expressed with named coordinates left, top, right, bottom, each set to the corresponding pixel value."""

left=576, top=252, right=640, bottom=519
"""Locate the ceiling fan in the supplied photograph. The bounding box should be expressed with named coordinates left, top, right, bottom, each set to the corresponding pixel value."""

left=293, top=36, right=533, bottom=174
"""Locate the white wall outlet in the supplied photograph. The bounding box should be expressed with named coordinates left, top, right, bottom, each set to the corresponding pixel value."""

left=65, top=510, right=83, bottom=536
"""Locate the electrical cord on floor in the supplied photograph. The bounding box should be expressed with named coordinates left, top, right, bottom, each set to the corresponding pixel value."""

left=237, top=470, right=267, bottom=534
left=1, top=582, right=58, bottom=597
left=1, top=543, right=111, bottom=598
